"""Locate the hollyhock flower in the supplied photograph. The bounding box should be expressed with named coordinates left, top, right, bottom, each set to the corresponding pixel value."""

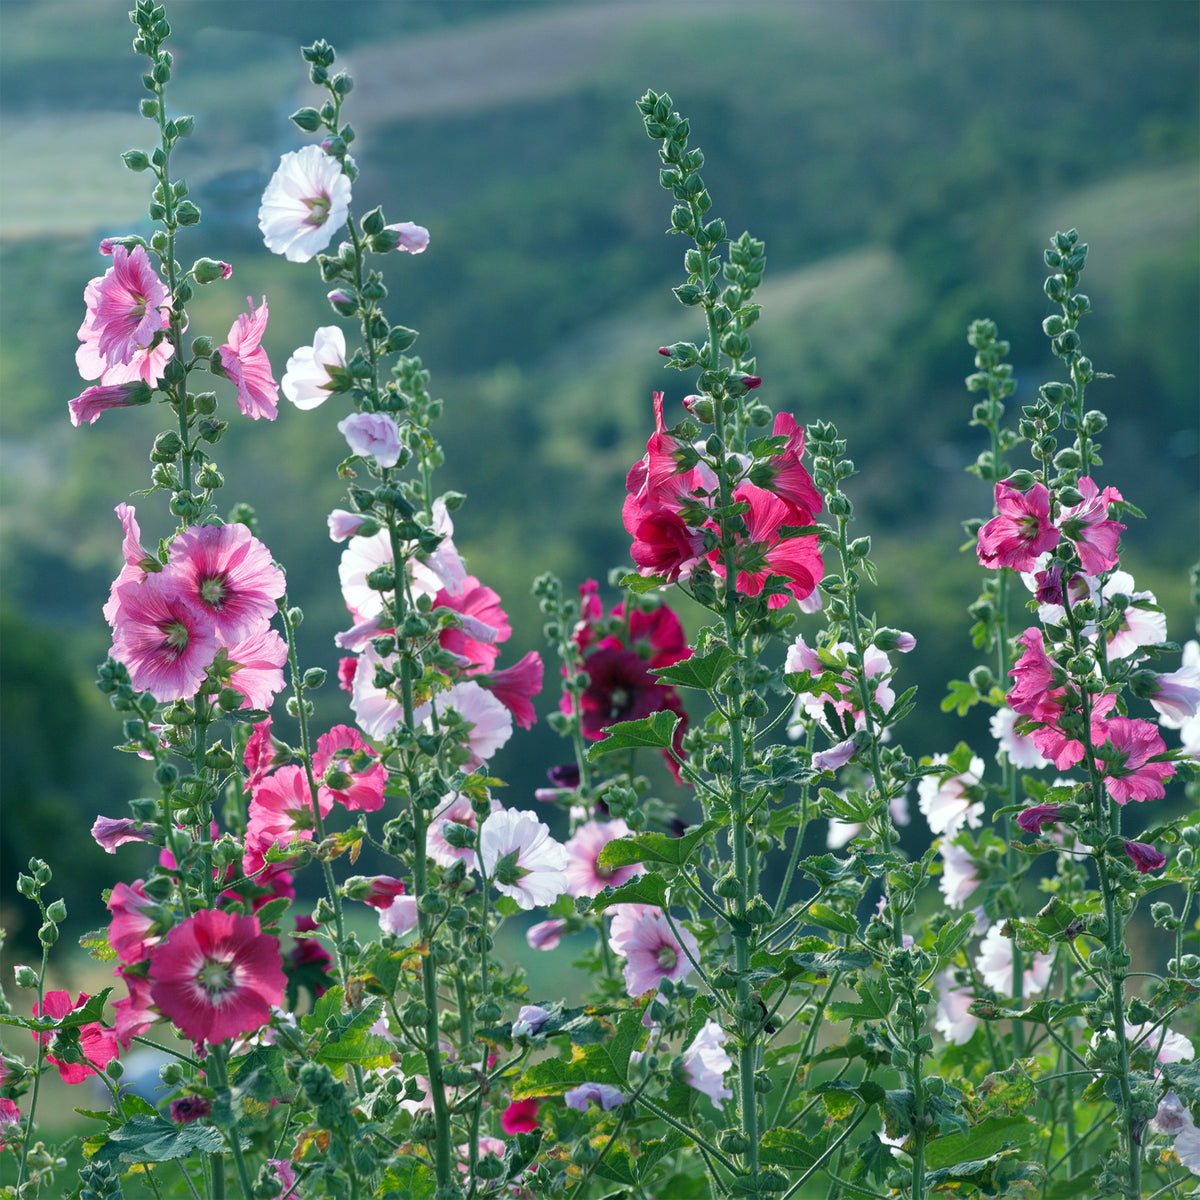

left=990, top=706, right=1049, bottom=769
left=243, top=718, right=283, bottom=790
left=578, top=645, right=667, bottom=738
left=563, top=819, right=638, bottom=898
left=1016, top=804, right=1064, bottom=835
left=218, top=298, right=278, bottom=420
left=76, top=244, right=170, bottom=371
left=976, top=481, right=1058, bottom=572
left=934, top=971, right=979, bottom=1045
left=338, top=411, right=402, bottom=468
left=1100, top=716, right=1175, bottom=803
left=975, top=924, right=1052, bottom=996
left=479, top=651, right=544, bottom=729
left=109, top=573, right=219, bottom=701
left=427, top=791, right=498, bottom=870
left=327, top=509, right=367, bottom=542
left=245, top=765, right=333, bottom=873
left=377, top=895, right=419, bottom=937
left=259, top=144, right=352, bottom=262
left=626, top=500, right=708, bottom=582
left=501, top=1097, right=540, bottom=1134
left=101, top=503, right=156, bottom=627
left=111, top=969, right=156, bottom=1049
left=167, top=522, right=286, bottom=646
left=0, top=1099, right=19, bottom=1126
left=1030, top=691, right=1117, bottom=773
left=1094, top=1022, right=1194, bottom=1066
left=281, top=325, right=346, bottom=409
left=268, top=1158, right=300, bottom=1200
left=787, top=636, right=896, bottom=736
left=682, top=1019, right=733, bottom=1109
left=313, top=725, right=387, bottom=812
left=68, top=380, right=153, bottom=427
left=1150, top=661, right=1200, bottom=725
left=148, top=909, right=285, bottom=1045
left=512, top=1005, right=551, bottom=1039
left=337, top=656, right=357, bottom=692
left=288, top=915, right=332, bottom=996
left=526, top=918, right=566, bottom=950
left=349, top=644, right=403, bottom=741
left=938, top=839, right=981, bottom=907
left=384, top=221, right=430, bottom=253
left=1125, top=840, right=1167, bottom=874
left=220, top=628, right=288, bottom=710
left=613, top=908, right=700, bottom=998
left=169, top=1095, right=212, bottom=1124
left=416, top=680, right=514, bottom=769
left=1007, top=627, right=1059, bottom=719
left=107, top=880, right=159, bottom=965
left=1058, top=477, right=1125, bottom=575
left=761, top=412, right=822, bottom=520
left=1153, top=1091, right=1190, bottom=1137
left=479, top=808, right=569, bottom=911
left=564, top=1082, right=625, bottom=1111
left=32, top=991, right=119, bottom=1085
left=356, top=876, right=407, bottom=909
left=812, top=738, right=859, bottom=773
left=917, top=755, right=985, bottom=838
left=92, top=815, right=155, bottom=853
left=433, top=577, right=511, bottom=673
left=1093, top=572, right=1167, bottom=660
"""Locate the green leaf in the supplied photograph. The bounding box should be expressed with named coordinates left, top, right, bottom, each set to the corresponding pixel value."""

left=91, top=1114, right=223, bottom=1165
left=377, top=1157, right=438, bottom=1200
left=651, top=644, right=735, bottom=691
left=618, top=572, right=672, bottom=594
left=1032, top=896, right=1080, bottom=940
left=923, top=1115, right=1039, bottom=1170
left=828, top=978, right=892, bottom=1024
left=589, top=872, right=668, bottom=913
left=759, top=1126, right=821, bottom=1171
left=789, top=948, right=874, bottom=978
left=79, top=929, right=117, bottom=964
left=587, top=710, right=681, bottom=759
left=511, top=1010, right=644, bottom=1097
left=805, top=902, right=859, bottom=937
left=598, top=820, right=719, bottom=871
left=932, top=912, right=978, bottom=964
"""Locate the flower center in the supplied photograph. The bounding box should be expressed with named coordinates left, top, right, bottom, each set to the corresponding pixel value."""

left=656, top=945, right=678, bottom=972
left=196, top=958, right=236, bottom=998
left=163, top=620, right=190, bottom=658
left=608, top=687, right=630, bottom=719
left=304, top=194, right=332, bottom=228
left=199, top=575, right=228, bottom=609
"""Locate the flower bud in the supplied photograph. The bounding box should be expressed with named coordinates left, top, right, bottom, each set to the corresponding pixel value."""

left=38, top=921, right=58, bottom=947
left=46, top=899, right=67, bottom=923
left=122, top=149, right=151, bottom=172
left=191, top=258, right=231, bottom=284
left=14, top=964, right=39, bottom=989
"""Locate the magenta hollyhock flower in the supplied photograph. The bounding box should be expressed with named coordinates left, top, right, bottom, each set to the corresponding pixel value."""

left=222, top=628, right=289, bottom=710
left=562, top=819, right=639, bottom=898
left=1007, top=627, right=1059, bottom=718
left=218, top=298, right=278, bottom=420
left=91, top=815, right=155, bottom=853
left=564, top=1082, right=625, bottom=1111
left=32, top=991, right=119, bottom=1085
left=148, top=909, right=285, bottom=1046
left=102, top=503, right=155, bottom=625
left=763, top=412, right=823, bottom=521
left=480, top=650, right=544, bottom=729
left=625, top=499, right=708, bottom=582
left=1125, top=840, right=1167, bottom=874
left=526, top=918, right=566, bottom=950
left=68, top=380, right=153, bottom=427
left=359, top=876, right=407, bottom=909
left=976, top=481, right=1059, bottom=571
left=0, top=1098, right=19, bottom=1125
left=109, top=572, right=219, bottom=701
left=268, top=1157, right=300, bottom=1199
left=682, top=1018, right=733, bottom=1109
left=281, top=326, right=346, bottom=409
left=112, top=970, right=156, bottom=1049
left=1016, top=804, right=1064, bottom=835
left=243, top=718, right=282, bottom=790
left=76, top=244, right=170, bottom=371
left=1030, top=691, right=1117, bottom=772
left=107, top=880, right=159, bottom=965
left=167, top=522, right=286, bottom=646
left=313, top=725, right=387, bottom=812
left=479, top=808, right=569, bottom=911
left=245, top=765, right=332, bottom=873
left=384, top=221, right=430, bottom=253
left=433, top=576, right=512, bottom=673
left=1058, top=477, right=1125, bottom=575
left=337, top=411, right=402, bottom=468
left=578, top=645, right=667, bottom=738
left=259, top=144, right=352, bottom=263
left=500, top=1097, right=540, bottom=1134
left=1100, top=716, right=1175, bottom=804
left=613, top=908, right=700, bottom=998
left=288, top=915, right=332, bottom=996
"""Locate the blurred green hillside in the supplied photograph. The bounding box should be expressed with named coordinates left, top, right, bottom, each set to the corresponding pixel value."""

left=1, top=0, right=1197, bottom=955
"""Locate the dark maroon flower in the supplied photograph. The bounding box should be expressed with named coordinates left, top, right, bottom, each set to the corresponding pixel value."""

left=1124, top=840, right=1166, bottom=874
left=1016, top=804, right=1064, bottom=835
left=546, top=763, right=580, bottom=790
left=578, top=646, right=666, bottom=739
left=170, top=1095, right=213, bottom=1124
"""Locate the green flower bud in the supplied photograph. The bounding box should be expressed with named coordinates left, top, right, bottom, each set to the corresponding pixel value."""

left=46, top=899, right=67, bottom=923
left=175, top=200, right=200, bottom=226
left=14, top=963, right=39, bottom=988
left=39, top=921, right=58, bottom=947
left=122, top=149, right=151, bottom=172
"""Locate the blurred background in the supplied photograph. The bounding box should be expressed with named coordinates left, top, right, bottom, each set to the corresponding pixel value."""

left=1, top=0, right=1197, bottom=972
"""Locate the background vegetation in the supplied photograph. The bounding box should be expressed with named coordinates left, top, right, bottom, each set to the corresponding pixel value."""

left=2, top=0, right=1196, bottom=967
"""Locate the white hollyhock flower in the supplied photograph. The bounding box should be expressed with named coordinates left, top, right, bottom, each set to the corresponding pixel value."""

left=479, top=808, right=568, bottom=911
left=259, top=145, right=352, bottom=263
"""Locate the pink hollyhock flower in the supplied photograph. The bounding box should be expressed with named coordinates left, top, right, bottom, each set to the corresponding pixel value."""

left=258, top=144, right=352, bottom=263
left=167, top=522, right=286, bottom=646
left=111, top=969, right=156, bottom=1049
left=0, top=1098, right=19, bottom=1125
left=1007, top=627, right=1059, bottom=719
left=625, top=499, right=708, bottom=582
left=109, top=573, right=219, bottom=701
left=479, top=808, right=569, bottom=911
left=917, top=755, right=985, bottom=837
left=218, top=298, right=278, bottom=420
left=480, top=650, right=544, bottom=729
left=327, top=509, right=367, bottom=542
left=33, top=991, right=120, bottom=1085
left=433, top=576, right=511, bottom=673
left=384, top=221, right=430, bottom=253
left=416, top=680, right=514, bottom=769
left=526, top=918, right=566, bottom=950
left=976, top=481, right=1059, bottom=572
left=107, top=880, right=159, bottom=965
left=337, top=656, right=357, bottom=692
left=613, top=908, right=699, bottom=998
left=1100, top=716, right=1175, bottom=804
left=281, top=326, right=346, bottom=409
left=377, top=895, right=419, bottom=937
left=787, top=636, right=897, bottom=736
left=91, top=815, right=155, bottom=853
left=813, top=740, right=857, bottom=777
left=989, top=706, right=1049, bottom=769
left=934, top=970, right=979, bottom=1045
left=427, top=791, right=498, bottom=870
left=338, top=411, right=402, bottom=468
left=1125, top=840, right=1167, bottom=874
left=289, top=915, right=332, bottom=996
left=681, top=1018, right=733, bottom=1109
left=563, top=819, right=638, bottom=898
left=1030, top=691, right=1117, bottom=772
left=975, top=924, right=1052, bottom=996
left=148, top=909, right=284, bottom=1046
left=313, top=725, right=387, bottom=812
left=564, top=1082, right=625, bottom=1111
left=102, top=503, right=155, bottom=625
left=354, top=875, right=407, bottom=909
left=221, top=628, right=289, bottom=710
left=1150, top=662, right=1200, bottom=725
left=1058, top=477, right=1125, bottom=575
left=938, top=839, right=981, bottom=907
left=243, top=718, right=283, bottom=790
left=76, top=244, right=170, bottom=371
left=760, top=411, right=822, bottom=521
left=1016, top=804, right=1063, bottom=835
left=245, top=765, right=333, bottom=873
left=501, top=1097, right=540, bottom=1134
left=68, top=380, right=153, bottom=427
left=268, top=1157, right=300, bottom=1200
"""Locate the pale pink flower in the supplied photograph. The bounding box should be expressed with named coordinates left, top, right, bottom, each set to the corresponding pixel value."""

left=934, top=970, right=978, bottom=1045
left=416, top=680, right=513, bottom=769
left=813, top=737, right=858, bottom=773
left=68, top=380, right=153, bottom=426
left=338, top=411, right=402, bottom=468
left=613, top=908, right=699, bottom=998
left=976, top=481, right=1059, bottom=572
left=989, top=706, right=1049, bottom=769
left=384, top=221, right=430, bottom=253
left=427, top=791, right=498, bottom=869
left=1124, top=1021, right=1193, bottom=1064
left=1096, top=571, right=1166, bottom=659
left=562, top=819, right=638, bottom=898
left=1058, top=477, right=1124, bottom=575
left=938, top=839, right=980, bottom=907
left=281, top=326, right=346, bottom=409
left=512, top=1005, right=550, bottom=1038
left=167, top=522, right=286, bottom=646
left=917, top=754, right=985, bottom=837
left=787, top=636, right=896, bottom=736
left=975, top=924, right=1052, bottom=996
left=564, top=1083, right=624, bottom=1111
left=377, top=895, right=419, bottom=937
left=681, top=1019, right=733, bottom=1109
left=109, top=573, right=219, bottom=701
left=349, top=644, right=404, bottom=740
left=339, top=529, right=395, bottom=621
left=92, top=815, right=155, bottom=853
left=218, top=298, right=278, bottom=420
left=268, top=1159, right=300, bottom=1200
left=526, top=918, right=566, bottom=950
left=258, top=144, right=352, bottom=263
left=479, top=808, right=568, bottom=911
left=148, top=910, right=285, bottom=1046
left=223, top=628, right=289, bottom=710
left=76, top=244, right=170, bottom=372
left=327, top=509, right=367, bottom=542
left=1151, top=661, right=1200, bottom=725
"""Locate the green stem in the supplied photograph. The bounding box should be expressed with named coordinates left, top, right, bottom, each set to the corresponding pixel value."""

left=209, top=1044, right=255, bottom=1199
left=15, top=943, right=50, bottom=1192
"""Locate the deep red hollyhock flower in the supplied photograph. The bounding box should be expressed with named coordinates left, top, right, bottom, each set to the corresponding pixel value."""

left=578, top=645, right=667, bottom=739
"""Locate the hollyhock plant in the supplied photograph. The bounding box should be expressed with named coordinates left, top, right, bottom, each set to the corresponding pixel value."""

left=479, top=808, right=569, bottom=911
left=681, top=1019, right=733, bottom=1109
left=148, top=909, right=285, bottom=1046
left=32, top=992, right=120, bottom=1085
left=1058, top=476, right=1125, bottom=575
left=76, top=243, right=171, bottom=381
left=338, top=410, right=402, bottom=468
left=281, top=325, right=347, bottom=408
left=258, top=143, right=352, bottom=263
left=218, top=297, right=278, bottom=420
left=976, top=481, right=1058, bottom=571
